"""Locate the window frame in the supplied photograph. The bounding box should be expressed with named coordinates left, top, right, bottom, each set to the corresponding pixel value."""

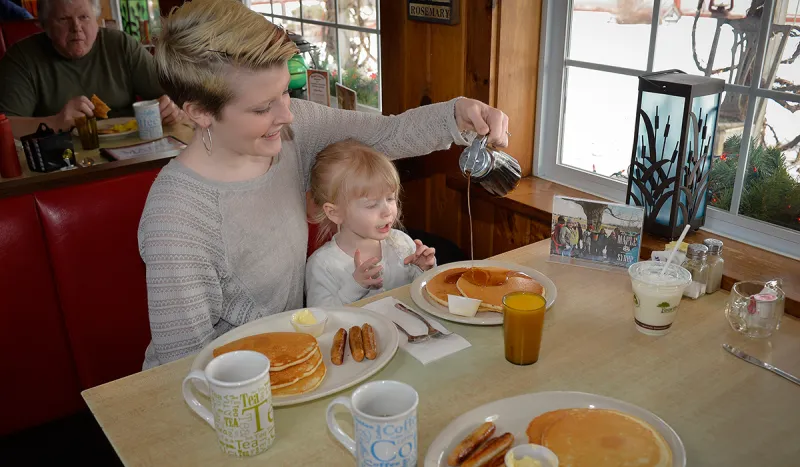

left=536, top=0, right=800, bottom=259
left=247, top=0, right=382, bottom=112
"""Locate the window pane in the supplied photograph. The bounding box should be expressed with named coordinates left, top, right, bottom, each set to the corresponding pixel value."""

left=302, top=0, right=335, bottom=23
left=734, top=97, right=800, bottom=231
left=303, top=22, right=339, bottom=96
left=560, top=67, right=638, bottom=178
left=270, top=17, right=302, bottom=35
left=251, top=0, right=272, bottom=15
left=568, top=1, right=654, bottom=70
left=761, top=2, right=800, bottom=92
left=337, top=0, right=377, bottom=29
left=708, top=91, right=752, bottom=211
left=272, top=0, right=300, bottom=18
left=338, top=29, right=380, bottom=108
left=653, top=0, right=765, bottom=87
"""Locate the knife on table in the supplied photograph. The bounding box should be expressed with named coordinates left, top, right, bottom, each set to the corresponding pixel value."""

left=723, top=343, right=800, bottom=387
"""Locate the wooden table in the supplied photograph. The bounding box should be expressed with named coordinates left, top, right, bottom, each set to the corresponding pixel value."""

left=1, top=122, right=194, bottom=183
left=82, top=240, right=800, bottom=466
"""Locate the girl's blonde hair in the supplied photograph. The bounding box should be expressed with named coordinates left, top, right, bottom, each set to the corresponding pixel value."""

left=309, top=140, right=403, bottom=245
left=154, top=0, right=298, bottom=118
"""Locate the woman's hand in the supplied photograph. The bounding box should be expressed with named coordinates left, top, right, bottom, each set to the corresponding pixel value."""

left=353, top=249, right=383, bottom=289
left=454, top=98, right=510, bottom=147
left=404, top=240, right=436, bottom=271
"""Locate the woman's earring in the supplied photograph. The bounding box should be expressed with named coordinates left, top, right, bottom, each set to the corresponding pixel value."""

left=201, top=126, right=213, bottom=156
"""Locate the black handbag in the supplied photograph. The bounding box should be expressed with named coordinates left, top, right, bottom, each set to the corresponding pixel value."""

left=20, top=123, right=76, bottom=173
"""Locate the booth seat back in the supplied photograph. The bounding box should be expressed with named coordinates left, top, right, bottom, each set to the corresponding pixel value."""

left=35, top=170, right=160, bottom=390
left=0, top=195, right=83, bottom=436
left=0, top=19, right=42, bottom=50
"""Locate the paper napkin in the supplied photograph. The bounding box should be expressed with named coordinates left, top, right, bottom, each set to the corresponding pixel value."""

left=362, top=297, right=471, bottom=365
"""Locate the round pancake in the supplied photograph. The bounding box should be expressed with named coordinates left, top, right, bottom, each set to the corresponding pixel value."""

left=425, top=267, right=470, bottom=307
left=272, top=360, right=327, bottom=397
left=541, top=409, right=672, bottom=467
left=526, top=409, right=578, bottom=444
left=212, top=332, right=319, bottom=371
left=270, top=348, right=323, bottom=389
left=456, top=267, right=545, bottom=312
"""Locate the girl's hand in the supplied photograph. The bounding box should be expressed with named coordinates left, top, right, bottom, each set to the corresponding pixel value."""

left=404, top=240, right=436, bottom=271
left=353, top=249, right=383, bottom=288
left=454, top=98, right=509, bottom=147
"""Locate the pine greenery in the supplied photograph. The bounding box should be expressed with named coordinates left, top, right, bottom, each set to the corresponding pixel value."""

left=709, top=135, right=800, bottom=232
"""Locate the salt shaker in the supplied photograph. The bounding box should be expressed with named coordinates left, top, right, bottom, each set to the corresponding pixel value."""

left=703, top=238, right=724, bottom=294
left=681, top=244, right=709, bottom=299
left=0, top=113, right=22, bottom=178
left=459, top=136, right=522, bottom=197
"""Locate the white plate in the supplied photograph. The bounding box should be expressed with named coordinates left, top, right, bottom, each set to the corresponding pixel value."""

left=190, top=307, right=399, bottom=406
left=425, top=391, right=686, bottom=467
left=72, top=117, right=138, bottom=140
left=410, top=260, right=557, bottom=326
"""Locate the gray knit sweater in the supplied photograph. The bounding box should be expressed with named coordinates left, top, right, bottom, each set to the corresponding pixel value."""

left=138, top=98, right=468, bottom=369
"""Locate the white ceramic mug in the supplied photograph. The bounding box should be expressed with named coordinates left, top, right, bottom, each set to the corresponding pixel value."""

left=327, top=380, right=418, bottom=467
left=182, top=350, right=275, bottom=457
left=133, top=99, right=163, bottom=140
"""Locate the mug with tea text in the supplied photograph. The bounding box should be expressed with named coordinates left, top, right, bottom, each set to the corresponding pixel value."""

left=182, top=350, right=275, bottom=457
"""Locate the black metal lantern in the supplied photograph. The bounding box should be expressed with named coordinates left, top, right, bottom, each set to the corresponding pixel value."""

left=625, top=70, right=725, bottom=239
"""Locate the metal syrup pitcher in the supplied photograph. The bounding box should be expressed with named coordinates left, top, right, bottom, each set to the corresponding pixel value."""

left=459, top=135, right=522, bottom=197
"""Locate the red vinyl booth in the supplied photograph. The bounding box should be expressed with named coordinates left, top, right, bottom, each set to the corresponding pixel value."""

left=0, top=19, right=42, bottom=59
left=0, top=195, right=84, bottom=436
left=35, top=170, right=160, bottom=391
left=1, top=166, right=329, bottom=436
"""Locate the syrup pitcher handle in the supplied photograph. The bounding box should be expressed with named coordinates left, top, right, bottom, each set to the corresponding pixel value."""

left=326, top=396, right=356, bottom=457
left=460, top=135, right=488, bottom=177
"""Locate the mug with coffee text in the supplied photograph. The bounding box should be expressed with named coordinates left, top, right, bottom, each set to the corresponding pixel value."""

left=327, top=380, right=418, bottom=467
left=182, top=350, right=275, bottom=457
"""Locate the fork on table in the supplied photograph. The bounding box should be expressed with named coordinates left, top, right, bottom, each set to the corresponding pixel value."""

left=394, top=302, right=453, bottom=339
left=393, top=322, right=430, bottom=344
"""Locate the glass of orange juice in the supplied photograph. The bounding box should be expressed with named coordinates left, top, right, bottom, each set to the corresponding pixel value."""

left=502, top=292, right=546, bottom=365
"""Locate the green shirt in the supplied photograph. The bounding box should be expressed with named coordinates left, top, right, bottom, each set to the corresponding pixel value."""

left=0, top=28, right=163, bottom=118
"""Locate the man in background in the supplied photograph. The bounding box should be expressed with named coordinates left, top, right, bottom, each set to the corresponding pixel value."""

left=0, top=0, right=183, bottom=137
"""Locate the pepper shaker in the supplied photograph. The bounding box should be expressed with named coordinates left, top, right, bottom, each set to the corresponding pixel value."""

left=681, top=244, right=709, bottom=299
left=703, top=238, right=724, bottom=294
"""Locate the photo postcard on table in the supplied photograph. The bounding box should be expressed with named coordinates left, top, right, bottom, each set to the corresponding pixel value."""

left=335, top=83, right=357, bottom=111
left=549, top=196, right=645, bottom=272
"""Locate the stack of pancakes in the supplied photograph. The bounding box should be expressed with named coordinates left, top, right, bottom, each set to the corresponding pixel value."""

left=426, top=266, right=545, bottom=312
left=213, top=332, right=327, bottom=397
left=526, top=408, right=672, bottom=467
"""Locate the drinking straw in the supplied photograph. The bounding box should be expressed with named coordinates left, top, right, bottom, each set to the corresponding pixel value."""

left=660, top=224, right=691, bottom=277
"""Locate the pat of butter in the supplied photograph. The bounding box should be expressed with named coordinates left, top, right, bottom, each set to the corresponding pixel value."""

left=448, top=294, right=481, bottom=317
left=512, top=456, right=542, bottom=467
left=292, top=309, right=317, bottom=325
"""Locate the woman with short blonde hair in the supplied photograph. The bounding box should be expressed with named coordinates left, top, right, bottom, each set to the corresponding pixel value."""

left=139, top=0, right=510, bottom=368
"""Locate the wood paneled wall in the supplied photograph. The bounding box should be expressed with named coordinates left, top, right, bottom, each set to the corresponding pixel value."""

left=381, top=0, right=544, bottom=259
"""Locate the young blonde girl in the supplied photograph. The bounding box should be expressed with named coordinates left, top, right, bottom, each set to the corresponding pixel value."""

left=305, top=140, right=436, bottom=306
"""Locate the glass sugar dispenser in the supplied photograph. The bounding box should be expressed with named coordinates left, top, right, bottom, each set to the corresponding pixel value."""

left=681, top=243, right=709, bottom=299
left=703, top=238, right=724, bottom=294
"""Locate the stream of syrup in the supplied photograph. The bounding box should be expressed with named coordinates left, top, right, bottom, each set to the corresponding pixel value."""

left=458, top=170, right=531, bottom=288
left=467, top=173, right=474, bottom=269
